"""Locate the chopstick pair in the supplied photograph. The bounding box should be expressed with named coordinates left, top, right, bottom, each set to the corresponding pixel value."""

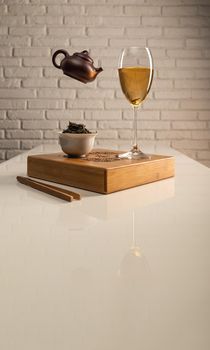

left=16, top=176, right=81, bottom=202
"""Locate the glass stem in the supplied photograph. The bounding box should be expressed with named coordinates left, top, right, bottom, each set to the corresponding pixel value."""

left=133, top=106, right=138, bottom=151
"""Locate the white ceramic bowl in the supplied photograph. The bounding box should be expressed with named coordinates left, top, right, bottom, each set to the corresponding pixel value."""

left=59, top=132, right=97, bottom=157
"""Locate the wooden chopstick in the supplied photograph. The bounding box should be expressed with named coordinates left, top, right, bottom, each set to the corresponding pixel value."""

left=27, top=178, right=81, bottom=200
left=16, top=176, right=79, bottom=202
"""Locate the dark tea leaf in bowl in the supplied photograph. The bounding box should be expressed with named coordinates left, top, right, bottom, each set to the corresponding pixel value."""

left=62, top=121, right=91, bottom=134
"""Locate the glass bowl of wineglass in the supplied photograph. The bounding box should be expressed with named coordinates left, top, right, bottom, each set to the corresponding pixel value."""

left=118, top=46, right=153, bottom=159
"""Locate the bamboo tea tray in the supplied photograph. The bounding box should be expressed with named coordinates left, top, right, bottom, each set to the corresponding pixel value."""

left=27, top=149, right=175, bottom=194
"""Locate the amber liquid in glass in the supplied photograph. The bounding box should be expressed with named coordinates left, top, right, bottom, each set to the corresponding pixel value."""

left=118, top=66, right=153, bottom=106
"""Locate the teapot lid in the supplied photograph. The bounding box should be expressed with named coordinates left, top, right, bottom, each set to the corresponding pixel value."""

left=73, top=50, right=93, bottom=63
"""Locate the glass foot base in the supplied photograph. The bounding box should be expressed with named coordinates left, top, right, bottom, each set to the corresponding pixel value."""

left=117, top=148, right=151, bottom=160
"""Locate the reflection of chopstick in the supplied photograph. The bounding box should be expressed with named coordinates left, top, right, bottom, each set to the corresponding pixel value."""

left=16, top=176, right=81, bottom=202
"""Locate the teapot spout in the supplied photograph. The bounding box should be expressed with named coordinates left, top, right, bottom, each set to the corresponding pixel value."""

left=96, top=67, right=103, bottom=74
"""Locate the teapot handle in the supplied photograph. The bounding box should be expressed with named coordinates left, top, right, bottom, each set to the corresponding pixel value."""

left=52, top=49, right=69, bottom=69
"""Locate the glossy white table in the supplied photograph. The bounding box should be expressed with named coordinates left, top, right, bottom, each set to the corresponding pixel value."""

left=0, top=144, right=210, bottom=350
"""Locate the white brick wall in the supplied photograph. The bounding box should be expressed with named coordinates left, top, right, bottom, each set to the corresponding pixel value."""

left=0, top=0, right=210, bottom=167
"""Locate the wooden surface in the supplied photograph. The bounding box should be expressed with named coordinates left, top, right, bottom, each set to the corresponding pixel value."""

left=27, top=149, right=175, bottom=194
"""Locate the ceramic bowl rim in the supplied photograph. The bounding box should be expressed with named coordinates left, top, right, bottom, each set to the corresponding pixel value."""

left=59, top=131, right=97, bottom=138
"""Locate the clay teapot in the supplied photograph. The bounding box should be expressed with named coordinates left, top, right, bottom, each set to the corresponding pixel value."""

left=52, top=49, right=103, bottom=83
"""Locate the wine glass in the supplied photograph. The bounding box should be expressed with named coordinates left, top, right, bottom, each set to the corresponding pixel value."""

left=118, top=47, right=153, bottom=159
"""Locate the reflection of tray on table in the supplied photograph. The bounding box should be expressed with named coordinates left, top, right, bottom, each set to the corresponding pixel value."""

left=27, top=149, right=175, bottom=194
